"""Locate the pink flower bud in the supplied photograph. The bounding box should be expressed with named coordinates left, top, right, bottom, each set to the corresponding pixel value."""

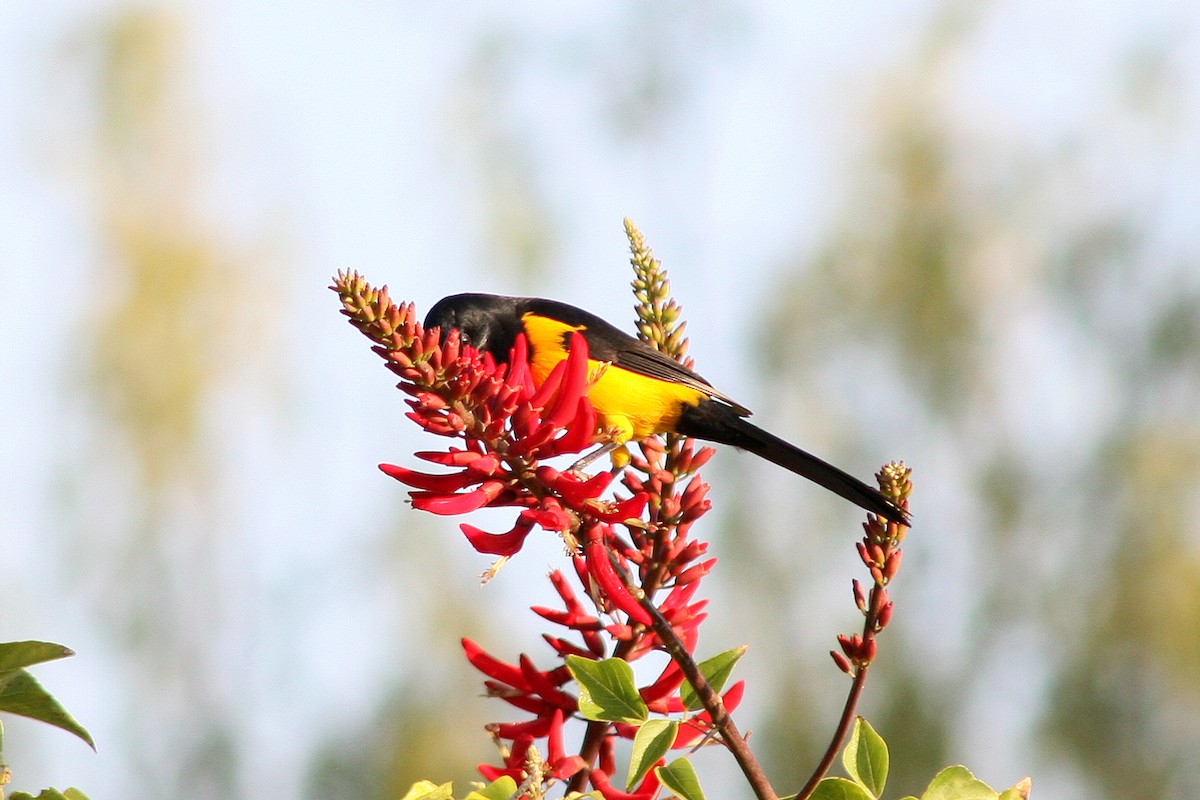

left=884, top=548, right=903, bottom=581
left=853, top=579, right=868, bottom=613
left=876, top=601, right=894, bottom=630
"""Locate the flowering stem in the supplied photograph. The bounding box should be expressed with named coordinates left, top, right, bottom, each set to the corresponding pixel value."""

left=566, top=630, right=643, bottom=795
left=798, top=464, right=910, bottom=800
left=795, top=666, right=870, bottom=800
left=569, top=720, right=613, bottom=794
left=640, top=596, right=779, bottom=800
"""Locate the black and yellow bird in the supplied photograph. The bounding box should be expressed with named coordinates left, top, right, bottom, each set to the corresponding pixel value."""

left=425, top=294, right=909, bottom=525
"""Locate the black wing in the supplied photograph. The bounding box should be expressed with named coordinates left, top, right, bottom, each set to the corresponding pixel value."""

left=521, top=297, right=751, bottom=417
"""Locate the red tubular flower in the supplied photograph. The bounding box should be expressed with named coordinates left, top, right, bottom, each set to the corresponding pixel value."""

left=462, top=638, right=528, bottom=691
left=672, top=557, right=717, bottom=586
left=490, top=716, right=554, bottom=741
left=518, top=654, right=577, bottom=712
left=366, top=317, right=621, bottom=556
left=339, top=286, right=651, bottom=566
left=545, top=709, right=588, bottom=780
left=519, top=499, right=568, bottom=532
left=542, top=467, right=614, bottom=507
left=541, top=635, right=596, bottom=660
left=477, top=732, right=533, bottom=783
left=590, top=767, right=661, bottom=800
left=377, top=463, right=478, bottom=493
left=589, top=492, right=651, bottom=525
left=543, top=332, right=590, bottom=429
left=672, top=681, right=747, bottom=748
left=460, top=516, right=536, bottom=557
left=488, top=692, right=555, bottom=717
left=408, top=479, right=508, bottom=515
left=480, top=711, right=586, bottom=787
left=584, top=532, right=653, bottom=627
left=640, top=658, right=686, bottom=712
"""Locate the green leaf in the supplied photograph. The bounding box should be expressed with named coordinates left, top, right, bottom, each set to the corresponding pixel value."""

left=679, top=646, right=746, bottom=712
left=9, top=791, right=75, bottom=800
left=566, top=656, right=647, bottom=724
left=808, top=777, right=876, bottom=800
left=843, top=717, right=888, bottom=798
left=655, top=757, right=706, bottom=800
left=0, top=670, right=94, bottom=750
left=398, top=780, right=454, bottom=800
left=628, top=719, right=677, bottom=790
left=63, top=791, right=91, bottom=800
left=465, top=776, right=518, bottom=800
left=919, top=766, right=999, bottom=800
left=0, top=643, right=75, bottom=674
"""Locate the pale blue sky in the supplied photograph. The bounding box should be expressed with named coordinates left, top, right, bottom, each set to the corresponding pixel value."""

left=2, top=2, right=1198, bottom=798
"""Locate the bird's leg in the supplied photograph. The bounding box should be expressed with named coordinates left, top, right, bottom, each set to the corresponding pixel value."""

left=568, top=441, right=621, bottom=475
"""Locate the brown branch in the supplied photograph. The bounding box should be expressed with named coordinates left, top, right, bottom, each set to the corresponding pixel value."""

left=639, top=589, right=779, bottom=800
left=795, top=666, right=870, bottom=800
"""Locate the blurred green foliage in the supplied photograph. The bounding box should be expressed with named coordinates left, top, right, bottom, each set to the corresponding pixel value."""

left=22, top=2, right=1199, bottom=799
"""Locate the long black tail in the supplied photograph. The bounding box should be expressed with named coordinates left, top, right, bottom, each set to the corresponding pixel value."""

left=677, top=400, right=909, bottom=525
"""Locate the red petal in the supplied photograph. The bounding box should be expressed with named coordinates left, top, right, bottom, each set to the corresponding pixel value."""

left=639, top=658, right=685, bottom=705
left=519, top=655, right=577, bottom=710
left=540, top=395, right=597, bottom=459
left=591, top=492, right=648, bottom=523
left=491, top=716, right=553, bottom=740
left=529, top=358, right=567, bottom=410
left=506, top=423, right=559, bottom=458
left=461, top=638, right=528, bottom=689
left=591, top=767, right=660, bottom=800
left=505, top=334, right=537, bottom=397
left=415, top=447, right=485, bottom=466
left=586, top=540, right=652, bottom=626
left=528, top=498, right=571, bottom=532
left=545, top=708, right=567, bottom=763
left=553, top=469, right=614, bottom=507
left=543, top=332, right=590, bottom=428
left=410, top=480, right=505, bottom=515
left=551, top=755, right=587, bottom=780
left=476, top=764, right=520, bottom=783
left=464, top=453, right=503, bottom=477
left=378, top=463, right=476, bottom=492
left=460, top=516, right=535, bottom=556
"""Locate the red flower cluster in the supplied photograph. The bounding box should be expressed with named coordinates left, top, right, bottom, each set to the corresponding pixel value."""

left=333, top=272, right=739, bottom=799
left=462, top=511, right=743, bottom=798
left=456, top=483, right=739, bottom=798
left=332, top=274, right=649, bottom=557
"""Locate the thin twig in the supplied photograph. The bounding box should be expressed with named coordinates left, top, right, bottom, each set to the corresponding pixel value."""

left=795, top=666, right=870, bottom=800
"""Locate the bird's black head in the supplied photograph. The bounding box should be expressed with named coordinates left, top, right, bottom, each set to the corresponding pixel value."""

left=423, top=293, right=525, bottom=362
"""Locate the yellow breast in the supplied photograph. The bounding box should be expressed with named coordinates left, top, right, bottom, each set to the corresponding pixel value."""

left=520, top=312, right=704, bottom=443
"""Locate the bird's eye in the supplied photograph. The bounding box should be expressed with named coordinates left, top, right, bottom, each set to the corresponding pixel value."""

left=458, top=330, right=472, bottom=346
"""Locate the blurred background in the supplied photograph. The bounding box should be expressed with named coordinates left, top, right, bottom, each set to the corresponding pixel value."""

left=3, top=2, right=1199, bottom=798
